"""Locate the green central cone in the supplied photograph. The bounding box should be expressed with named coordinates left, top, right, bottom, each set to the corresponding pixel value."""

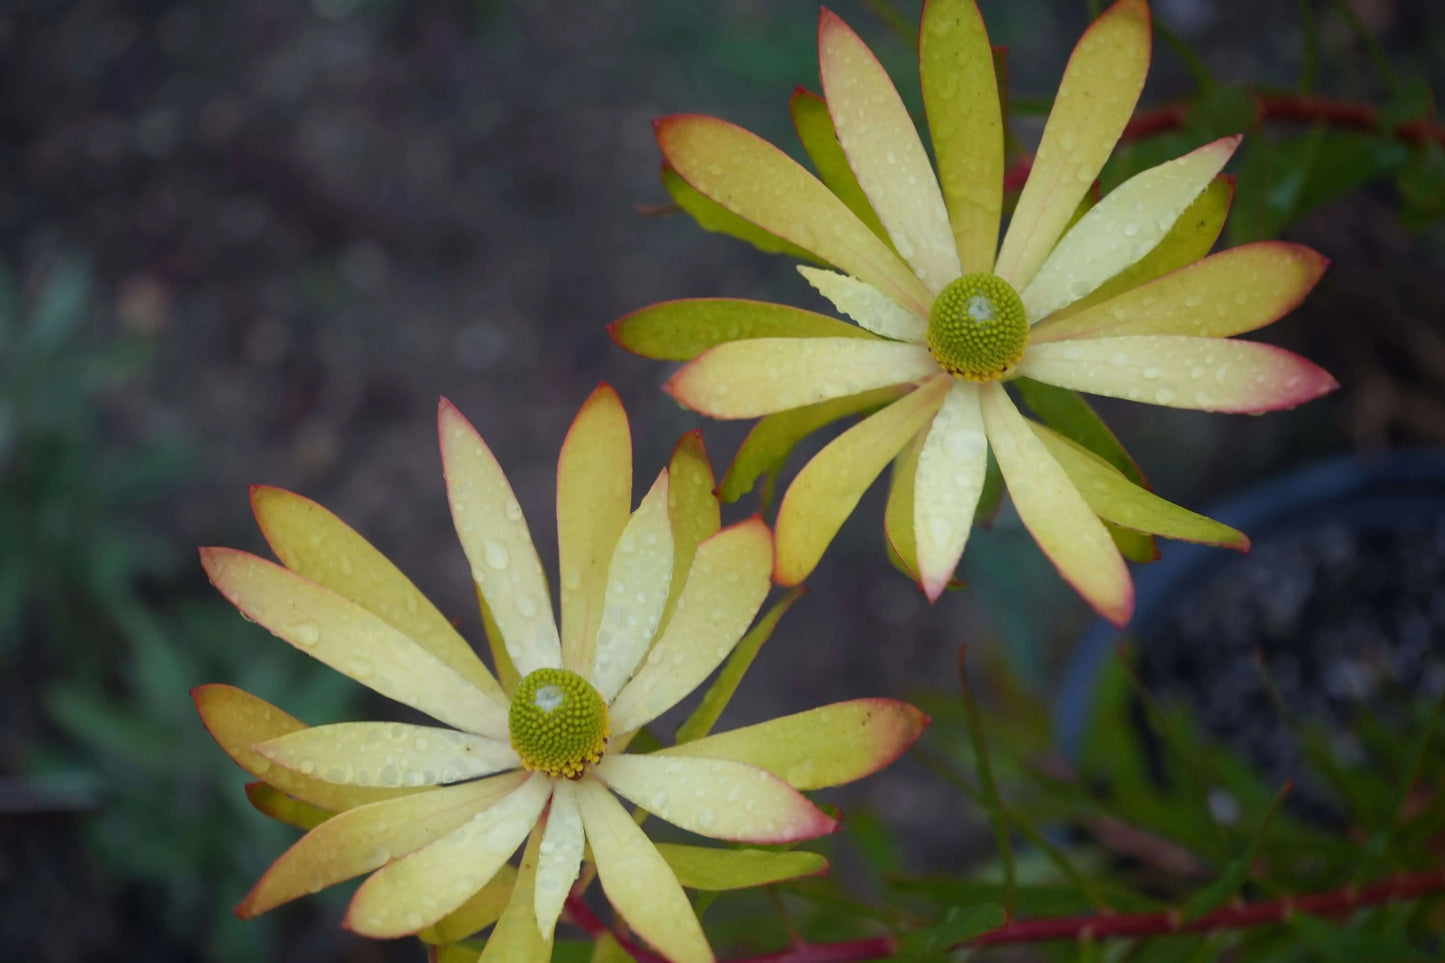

left=926, top=272, right=1029, bottom=382
left=509, top=668, right=609, bottom=780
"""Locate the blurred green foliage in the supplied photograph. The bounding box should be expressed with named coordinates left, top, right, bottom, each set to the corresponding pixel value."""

left=0, top=255, right=363, bottom=961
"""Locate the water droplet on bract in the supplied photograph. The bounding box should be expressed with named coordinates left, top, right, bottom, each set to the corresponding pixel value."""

left=347, top=659, right=374, bottom=678
left=515, top=594, right=538, bottom=618
left=483, top=539, right=510, bottom=571
left=1142, top=366, right=1161, bottom=380
left=299, top=759, right=317, bottom=775
left=698, top=808, right=716, bottom=829
left=505, top=500, right=523, bottom=522
left=289, top=621, right=321, bottom=646
left=618, top=534, right=636, bottom=554
left=1155, top=388, right=1178, bottom=405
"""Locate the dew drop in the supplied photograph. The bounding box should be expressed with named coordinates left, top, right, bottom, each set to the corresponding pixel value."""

left=289, top=621, right=321, bottom=647
left=483, top=540, right=510, bottom=571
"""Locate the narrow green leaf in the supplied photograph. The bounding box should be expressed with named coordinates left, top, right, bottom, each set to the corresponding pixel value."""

left=890, top=876, right=1161, bottom=916
left=675, top=588, right=804, bottom=744
left=477, top=584, right=519, bottom=694
left=973, top=447, right=1004, bottom=526
left=1292, top=913, right=1433, bottom=962
left=610, top=297, right=870, bottom=362
left=1179, top=786, right=1294, bottom=919
left=663, top=430, right=721, bottom=630
left=662, top=165, right=826, bottom=265
left=435, top=941, right=486, bottom=963
left=957, top=646, right=1015, bottom=914
left=790, top=89, right=892, bottom=245
left=883, top=430, right=924, bottom=582
left=718, top=386, right=902, bottom=504
left=1032, top=425, right=1249, bottom=550
left=589, top=933, right=638, bottom=963
left=897, top=903, right=1007, bottom=957
left=1108, top=523, right=1161, bottom=563
left=243, top=782, right=333, bottom=831
left=1297, top=0, right=1319, bottom=94
left=1014, top=379, right=1144, bottom=482
left=654, top=843, right=826, bottom=891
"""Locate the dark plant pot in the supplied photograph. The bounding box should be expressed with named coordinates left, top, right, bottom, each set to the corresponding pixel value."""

left=1054, top=449, right=1445, bottom=803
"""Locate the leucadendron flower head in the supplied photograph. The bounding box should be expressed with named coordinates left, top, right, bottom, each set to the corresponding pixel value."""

left=193, top=386, right=927, bottom=963
left=612, top=0, right=1337, bottom=625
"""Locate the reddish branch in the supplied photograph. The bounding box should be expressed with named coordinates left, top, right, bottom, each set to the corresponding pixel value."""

left=1002, top=90, right=1445, bottom=191
left=968, top=867, right=1445, bottom=948
left=566, top=869, right=1445, bottom=961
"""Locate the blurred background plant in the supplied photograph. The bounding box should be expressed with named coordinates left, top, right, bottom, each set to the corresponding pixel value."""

left=0, top=0, right=1443, bottom=960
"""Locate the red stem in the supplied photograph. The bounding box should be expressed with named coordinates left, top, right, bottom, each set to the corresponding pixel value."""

left=968, top=867, right=1445, bottom=947
left=567, top=869, right=1445, bottom=961
left=1002, top=90, right=1445, bottom=189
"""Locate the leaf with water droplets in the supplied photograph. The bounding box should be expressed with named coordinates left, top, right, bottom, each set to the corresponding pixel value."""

left=661, top=164, right=825, bottom=266
left=1032, top=423, right=1248, bottom=550
left=609, top=297, right=872, bottom=362
left=596, top=753, right=834, bottom=843
left=244, top=782, right=333, bottom=831
left=590, top=470, right=674, bottom=702
left=1033, top=240, right=1328, bottom=342
left=238, top=771, right=527, bottom=919
left=531, top=780, right=585, bottom=943
left=978, top=384, right=1133, bottom=625
left=774, top=377, right=951, bottom=586
left=1043, top=175, right=1233, bottom=325
left=921, top=0, right=1005, bottom=275
left=1017, top=335, right=1339, bottom=413
left=193, top=684, right=417, bottom=811
left=608, top=519, right=773, bottom=735
left=1023, top=135, right=1241, bottom=323
left=789, top=88, right=893, bottom=245
left=654, top=843, right=827, bottom=891
left=557, top=384, right=633, bottom=675
left=254, top=722, right=519, bottom=788
left=477, top=824, right=553, bottom=961
left=719, top=385, right=903, bottom=507
left=573, top=778, right=711, bottom=963
left=797, top=266, right=927, bottom=342
left=1013, top=377, right=1157, bottom=562
left=251, top=486, right=506, bottom=705
left=666, top=337, right=938, bottom=419
left=661, top=698, right=929, bottom=791
left=995, top=0, right=1151, bottom=290
left=820, top=9, right=960, bottom=295
left=913, top=381, right=989, bottom=601
left=202, top=549, right=509, bottom=738
left=656, top=113, right=932, bottom=317
left=676, top=587, right=804, bottom=745
left=345, top=773, right=551, bottom=938
left=439, top=399, right=563, bottom=678
left=662, top=431, right=720, bottom=635
left=416, top=864, right=517, bottom=944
